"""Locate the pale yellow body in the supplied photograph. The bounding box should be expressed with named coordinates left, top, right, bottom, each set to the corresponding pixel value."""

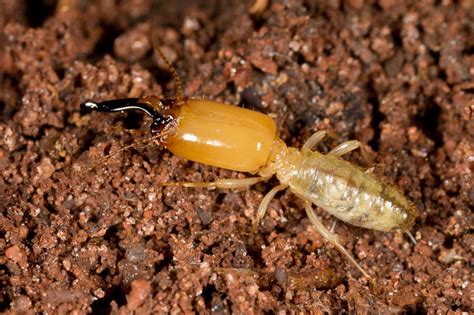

left=259, top=140, right=415, bottom=232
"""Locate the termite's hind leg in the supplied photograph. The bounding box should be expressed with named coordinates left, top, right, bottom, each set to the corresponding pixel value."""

left=253, top=184, right=287, bottom=231
left=405, top=231, right=417, bottom=245
left=328, top=140, right=372, bottom=165
left=303, top=201, right=373, bottom=282
left=162, top=176, right=269, bottom=189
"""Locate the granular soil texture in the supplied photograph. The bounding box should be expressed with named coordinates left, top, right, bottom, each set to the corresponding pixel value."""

left=1, top=0, right=472, bottom=313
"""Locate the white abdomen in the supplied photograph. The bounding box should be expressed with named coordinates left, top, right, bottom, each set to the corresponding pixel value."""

left=278, top=149, right=415, bottom=232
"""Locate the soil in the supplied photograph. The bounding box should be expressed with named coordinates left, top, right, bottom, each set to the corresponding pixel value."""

left=1, top=0, right=473, bottom=313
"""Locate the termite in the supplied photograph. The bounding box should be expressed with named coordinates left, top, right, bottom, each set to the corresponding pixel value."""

left=80, top=42, right=416, bottom=283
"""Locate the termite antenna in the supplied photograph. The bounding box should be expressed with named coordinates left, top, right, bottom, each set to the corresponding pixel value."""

left=82, top=133, right=162, bottom=172
left=151, top=38, right=184, bottom=104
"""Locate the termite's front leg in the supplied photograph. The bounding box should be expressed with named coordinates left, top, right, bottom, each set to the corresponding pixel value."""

left=162, top=176, right=268, bottom=189
left=303, top=201, right=373, bottom=283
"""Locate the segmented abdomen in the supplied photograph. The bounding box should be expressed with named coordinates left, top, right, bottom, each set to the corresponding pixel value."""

left=287, top=150, right=415, bottom=232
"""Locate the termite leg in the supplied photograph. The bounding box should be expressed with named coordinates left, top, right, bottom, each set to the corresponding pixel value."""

left=302, top=130, right=339, bottom=150
left=253, top=184, right=287, bottom=230
left=328, top=140, right=372, bottom=164
left=365, top=167, right=376, bottom=174
left=162, top=176, right=268, bottom=189
left=302, top=131, right=328, bottom=150
left=303, top=201, right=373, bottom=282
left=328, top=140, right=362, bottom=156
left=405, top=231, right=417, bottom=245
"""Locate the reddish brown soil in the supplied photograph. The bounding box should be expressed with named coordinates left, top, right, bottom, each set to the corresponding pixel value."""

left=1, top=0, right=473, bottom=313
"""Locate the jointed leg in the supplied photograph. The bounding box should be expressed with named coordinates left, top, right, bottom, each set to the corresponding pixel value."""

left=328, top=140, right=362, bottom=156
left=405, top=231, right=417, bottom=245
left=365, top=167, right=375, bottom=174
left=162, top=176, right=269, bottom=189
left=253, top=184, right=287, bottom=230
left=302, top=131, right=328, bottom=150
left=303, top=201, right=372, bottom=281
left=328, top=140, right=372, bottom=164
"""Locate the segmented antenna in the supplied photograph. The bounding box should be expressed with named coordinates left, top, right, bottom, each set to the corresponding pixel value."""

left=76, top=133, right=160, bottom=173
left=152, top=39, right=184, bottom=104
